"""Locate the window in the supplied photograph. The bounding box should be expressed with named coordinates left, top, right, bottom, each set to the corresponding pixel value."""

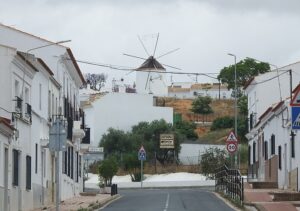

left=253, top=142, right=256, bottom=163
left=248, top=146, right=251, bottom=165
left=13, top=149, right=19, bottom=186
left=71, top=147, right=74, bottom=179
left=264, top=141, right=268, bottom=160
left=39, top=84, right=42, bottom=110
left=35, top=144, right=38, bottom=174
left=76, top=152, right=79, bottom=182
left=249, top=113, right=254, bottom=130
left=48, top=90, right=51, bottom=118
left=291, top=132, right=295, bottom=158
left=15, top=80, right=20, bottom=97
left=271, top=134, right=275, bottom=155
left=278, top=146, right=282, bottom=170
left=26, top=156, right=31, bottom=190
left=79, top=155, right=82, bottom=177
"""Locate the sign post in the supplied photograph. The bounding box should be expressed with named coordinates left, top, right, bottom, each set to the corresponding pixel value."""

left=138, top=146, right=146, bottom=188
left=49, top=117, right=66, bottom=211
left=225, top=131, right=238, bottom=167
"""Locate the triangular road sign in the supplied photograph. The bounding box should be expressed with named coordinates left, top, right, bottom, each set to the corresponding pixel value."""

left=226, top=131, right=238, bottom=142
left=291, top=85, right=300, bottom=106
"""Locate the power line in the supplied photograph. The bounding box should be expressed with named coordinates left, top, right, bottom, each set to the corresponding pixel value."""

left=247, top=70, right=290, bottom=86
left=69, top=58, right=219, bottom=79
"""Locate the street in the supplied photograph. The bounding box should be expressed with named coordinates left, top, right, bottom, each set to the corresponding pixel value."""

left=100, top=188, right=234, bottom=211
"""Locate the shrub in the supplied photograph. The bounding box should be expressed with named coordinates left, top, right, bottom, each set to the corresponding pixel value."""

left=211, top=116, right=233, bottom=131
left=98, top=157, right=118, bottom=186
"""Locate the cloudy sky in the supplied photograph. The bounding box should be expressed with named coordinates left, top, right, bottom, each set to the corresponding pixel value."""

left=1, top=0, right=300, bottom=85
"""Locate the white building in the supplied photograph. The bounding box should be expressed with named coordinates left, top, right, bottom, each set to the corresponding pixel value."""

left=80, top=89, right=173, bottom=148
left=0, top=24, right=86, bottom=210
left=245, top=61, right=300, bottom=190
left=168, top=83, right=232, bottom=99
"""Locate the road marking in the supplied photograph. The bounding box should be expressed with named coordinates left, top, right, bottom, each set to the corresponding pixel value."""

left=164, top=193, right=170, bottom=211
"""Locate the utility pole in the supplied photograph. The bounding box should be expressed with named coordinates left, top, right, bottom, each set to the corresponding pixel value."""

left=228, top=53, right=238, bottom=169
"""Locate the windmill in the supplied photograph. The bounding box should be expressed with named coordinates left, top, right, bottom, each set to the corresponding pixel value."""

left=124, top=33, right=180, bottom=96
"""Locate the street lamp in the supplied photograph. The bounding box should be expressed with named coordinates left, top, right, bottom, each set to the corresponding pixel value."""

left=228, top=53, right=238, bottom=168
left=21, top=40, right=71, bottom=98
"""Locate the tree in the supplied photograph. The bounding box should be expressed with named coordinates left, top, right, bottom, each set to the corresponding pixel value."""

left=191, top=96, right=213, bottom=123
left=99, top=128, right=132, bottom=159
left=218, top=58, right=270, bottom=90
left=238, top=95, right=248, bottom=117
left=84, top=73, right=107, bottom=91
left=123, top=152, right=141, bottom=181
left=200, top=147, right=228, bottom=179
left=98, top=156, right=118, bottom=186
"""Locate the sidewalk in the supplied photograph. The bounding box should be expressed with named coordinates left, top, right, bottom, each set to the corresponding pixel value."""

left=244, top=184, right=298, bottom=211
left=31, top=193, right=120, bottom=211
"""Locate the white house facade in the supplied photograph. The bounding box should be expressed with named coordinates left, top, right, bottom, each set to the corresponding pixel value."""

left=0, top=24, right=86, bottom=210
left=168, top=83, right=232, bottom=99
left=80, top=89, right=173, bottom=148
left=245, top=61, right=300, bottom=191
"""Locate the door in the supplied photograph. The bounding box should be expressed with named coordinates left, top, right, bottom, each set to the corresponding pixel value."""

left=4, top=147, right=9, bottom=211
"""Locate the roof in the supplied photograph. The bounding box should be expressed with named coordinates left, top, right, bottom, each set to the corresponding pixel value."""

left=243, top=77, right=255, bottom=90
left=37, top=58, right=54, bottom=76
left=0, top=23, right=85, bottom=84
left=0, top=23, right=67, bottom=48
left=66, top=48, right=86, bottom=84
left=16, top=51, right=39, bottom=72
left=0, top=117, right=15, bottom=131
left=136, top=56, right=165, bottom=71
left=168, top=87, right=190, bottom=93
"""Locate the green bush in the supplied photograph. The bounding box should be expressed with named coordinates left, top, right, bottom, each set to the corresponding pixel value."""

left=211, top=116, right=234, bottom=131
left=200, top=147, right=228, bottom=179
left=98, top=156, right=118, bottom=186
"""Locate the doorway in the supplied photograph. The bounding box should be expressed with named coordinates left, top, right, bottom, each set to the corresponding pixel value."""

left=4, top=147, right=9, bottom=211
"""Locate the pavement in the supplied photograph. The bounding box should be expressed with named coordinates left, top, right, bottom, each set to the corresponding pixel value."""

left=30, top=193, right=120, bottom=211
left=243, top=184, right=299, bottom=211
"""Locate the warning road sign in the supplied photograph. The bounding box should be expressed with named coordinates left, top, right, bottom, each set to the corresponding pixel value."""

left=226, top=131, right=238, bottom=142
left=291, top=85, right=300, bottom=106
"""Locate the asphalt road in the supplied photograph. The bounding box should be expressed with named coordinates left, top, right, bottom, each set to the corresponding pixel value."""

left=100, top=188, right=234, bottom=211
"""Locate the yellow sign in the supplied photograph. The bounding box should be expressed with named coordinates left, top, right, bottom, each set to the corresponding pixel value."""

left=160, top=134, right=174, bottom=149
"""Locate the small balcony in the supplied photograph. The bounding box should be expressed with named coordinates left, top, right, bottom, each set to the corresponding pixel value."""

left=14, top=96, right=22, bottom=115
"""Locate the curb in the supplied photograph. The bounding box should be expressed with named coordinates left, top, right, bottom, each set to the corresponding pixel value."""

left=97, top=194, right=122, bottom=210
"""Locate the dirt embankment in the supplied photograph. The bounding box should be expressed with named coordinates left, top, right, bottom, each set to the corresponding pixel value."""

left=161, top=98, right=235, bottom=138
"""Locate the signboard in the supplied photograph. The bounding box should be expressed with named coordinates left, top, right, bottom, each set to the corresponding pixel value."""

left=160, top=134, right=174, bottom=149
left=225, top=131, right=238, bottom=154
left=292, top=106, right=300, bottom=130
left=49, top=119, right=67, bottom=152
left=88, top=147, right=104, bottom=153
left=138, top=146, right=146, bottom=161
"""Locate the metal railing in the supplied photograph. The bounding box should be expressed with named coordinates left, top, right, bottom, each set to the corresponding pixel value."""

left=215, top=165, right=244, bottom=204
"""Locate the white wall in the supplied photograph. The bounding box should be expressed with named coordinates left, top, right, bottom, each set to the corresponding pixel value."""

left=179, top=143, right=225, bottom=165
left=136, top=71, right=168, bottom=96
left=83, top=92, right=173, bottom=147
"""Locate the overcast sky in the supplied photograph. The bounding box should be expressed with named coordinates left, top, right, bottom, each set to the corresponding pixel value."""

left=1, top=0, right=300, bottom=85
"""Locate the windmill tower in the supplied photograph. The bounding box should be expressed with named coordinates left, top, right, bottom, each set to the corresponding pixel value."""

left=136, top=56, right=167, bottom=95
left=124, top=34, right=179, bottom=96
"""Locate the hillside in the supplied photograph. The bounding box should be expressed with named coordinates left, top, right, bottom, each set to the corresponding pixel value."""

left=158, top=97, right=235, bottom=143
